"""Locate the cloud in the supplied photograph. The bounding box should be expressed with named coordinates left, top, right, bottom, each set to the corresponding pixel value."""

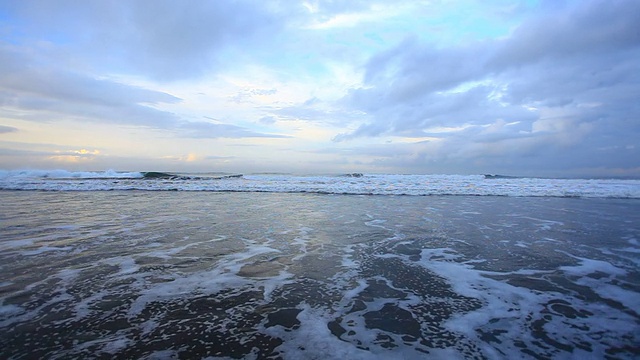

left=333, top=0, right=640, bottom=174
left=303, top=2, right=399, bottom=30
left=2, top=0, right=281, bottom=80
left=0, top=143, right=102, bottom=164
left=0, top=147, right=50, bottom=156
left=336, top=84, right=538, bottom=141
left=206, top=155, right=235, bottom=160
left=259, top=116, right=277, bottom=125
left=48, top=149, right=101, bottom=163
left=1, top=0, right=637, bottom=176
left=0, top=45, right=182, bottom=128
left=229, top=88, right=278, bottom=104
left=488, top=0, right=640, bottom=69
left=178, top=121, right=290, bottom=139
left=0, top=46, right=288, bottom=139
left=0, top=125, right=18, bottom=134
left=271, top=98, right=366, bottom=127
left=359, top=38, right=491, bottom=102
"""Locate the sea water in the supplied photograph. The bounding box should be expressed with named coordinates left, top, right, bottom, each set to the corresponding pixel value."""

left=0, top=172, right=639, bottom=359
left=0, top=171, right=639, bottom=198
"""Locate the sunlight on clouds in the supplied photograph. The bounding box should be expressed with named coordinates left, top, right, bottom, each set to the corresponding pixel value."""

left=324, top=62, right=364, bottom=96
left=301, top=1, right=318, bottom=13
left=442, top=80, right=492, bottom=94
left=185, top=153, right=198, bottom=162
left=424, top=124, right=473, bottom=134
left=306, top=11, right=386, bottom=30
left=156, top=67, right=313, bottom=117
left=50, top=149, right=100, bottom=163
left=160, top=153, right=199, bottom=162
left=480, top=119, right=521, bottom=132
left=304, top=3, right=410, bottom=30
left=292, top=124, right=338, bottom=143
left=49, top=156, right=84, bottom=163
left=75, top=149, right=100, bottom=155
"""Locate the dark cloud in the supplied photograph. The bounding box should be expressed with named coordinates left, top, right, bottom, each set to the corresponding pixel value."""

left=336, top=85, right=537, bottom=141
left=126, top=1, right=271, bottom=76
left=0, top=125, right=18, bottom=134
left=361, top=38, right=491, bottom=104
left=488, top=0, right=640, bottom=69
left=0, top=147, right=47, bottom=156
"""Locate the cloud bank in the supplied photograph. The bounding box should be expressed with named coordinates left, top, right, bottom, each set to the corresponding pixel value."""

left=330, top=0, right=640, bottom=175
left=0, top=0, right=638, bottom=176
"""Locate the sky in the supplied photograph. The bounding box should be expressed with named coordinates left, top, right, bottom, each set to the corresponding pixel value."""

left=0, top=0, right=638, bottom=177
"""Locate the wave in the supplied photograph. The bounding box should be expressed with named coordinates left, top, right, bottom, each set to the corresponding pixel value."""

left=484, top=174, right=520, bottom=179
left=1, top=171, right=639, bottom=198
left=0, top=169, right=144, bottom=179
left=0, top=169, right=246, bottom=181
left=141, top=172, right=244, bottom=180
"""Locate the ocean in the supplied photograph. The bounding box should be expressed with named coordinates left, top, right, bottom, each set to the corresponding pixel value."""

left=1, top=171, right=639, bottom=359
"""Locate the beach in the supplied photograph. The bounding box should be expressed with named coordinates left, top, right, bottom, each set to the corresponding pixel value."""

left=1, top=189, right=639, bottom=359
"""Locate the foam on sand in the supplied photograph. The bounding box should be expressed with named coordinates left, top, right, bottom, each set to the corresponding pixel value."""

left=1, top=191, right=638, bottom=358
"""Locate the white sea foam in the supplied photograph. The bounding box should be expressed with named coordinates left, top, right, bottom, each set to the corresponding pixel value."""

left=127, top=241, right=286, bottom=317
left=1, top=190, right=637, bottom=358
left=0, top=304, right=23, bottom=317
left=559, top=255, right=627, bottom=277
left=559, top=255, right=639, bottom=311
left=22, top=245, right=74, bottom=255
left=142, top=350, right=182, bottom=360
left=0, top=239, right=34, bottom=251
left=417, top=247, right=639, bottom=359
left=263, top=304, right=387, bottom=360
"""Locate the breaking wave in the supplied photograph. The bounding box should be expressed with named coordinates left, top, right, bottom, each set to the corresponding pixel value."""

left=0, top=170, right=639, bottom=198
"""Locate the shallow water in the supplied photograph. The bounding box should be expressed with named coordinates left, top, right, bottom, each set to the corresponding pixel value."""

left=1, top=191, right=639, bottom=359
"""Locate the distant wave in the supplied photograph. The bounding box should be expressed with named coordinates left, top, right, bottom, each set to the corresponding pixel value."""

left=484, top=174, right=520, bottom=179
left=142, top=172, right=244, bottom=180
left=0, top=170, right=244, bottom=180
left=1, top=170, right=639, bottom=198
left=0, top=169, right=144, bottom=179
